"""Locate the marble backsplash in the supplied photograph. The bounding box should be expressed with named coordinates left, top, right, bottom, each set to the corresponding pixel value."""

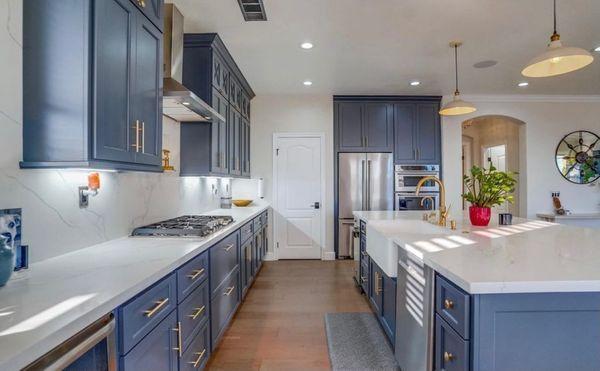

left=0, top=0, right=234, bottom=263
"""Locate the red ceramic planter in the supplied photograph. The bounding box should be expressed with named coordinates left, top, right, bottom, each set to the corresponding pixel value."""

left=469, top=206, right=491, bottom=226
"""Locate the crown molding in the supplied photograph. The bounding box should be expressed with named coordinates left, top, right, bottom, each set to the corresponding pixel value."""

left=450, top=94, right=600, bottom=103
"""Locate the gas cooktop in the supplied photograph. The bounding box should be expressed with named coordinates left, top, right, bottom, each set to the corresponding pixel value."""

left=132, top=215, right=234, bottom=237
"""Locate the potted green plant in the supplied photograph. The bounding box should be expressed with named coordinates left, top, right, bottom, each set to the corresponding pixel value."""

left=462, top=165, right=517, bottom=226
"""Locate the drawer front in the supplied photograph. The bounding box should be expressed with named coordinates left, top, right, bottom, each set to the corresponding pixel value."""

left=121, top=309, right=178, bottom=371
left=180, top=322, right=210, bottom=371
left=211, top=268, right=240, bottom=347
left=120, top=273, right=177, bottom=354
left=435, top=314, right=469, bottom=371
left=260, top=211, right=267, bottom=225
left=360, top=220, right=366, bottom=234
left=178, top=280, right=210, bottom=352
left=210, top=231, right=239, bottom=296
left=240, top=221, right=253, bottom=244
left=436, top=275, right=470, bottom=339
left=177, top=251, right=208, bottom=303
left=253, top=216, right=262, bottom=231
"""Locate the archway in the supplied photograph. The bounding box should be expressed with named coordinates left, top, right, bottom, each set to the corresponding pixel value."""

left=461, top=115, right=526, bottom=217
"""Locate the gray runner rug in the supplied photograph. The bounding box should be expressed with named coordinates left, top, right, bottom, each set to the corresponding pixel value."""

left=324, top=312, right=399, bottom=371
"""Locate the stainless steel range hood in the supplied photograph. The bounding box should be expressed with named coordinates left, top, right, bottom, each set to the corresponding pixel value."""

left=163, top=4, right=224, bottom=123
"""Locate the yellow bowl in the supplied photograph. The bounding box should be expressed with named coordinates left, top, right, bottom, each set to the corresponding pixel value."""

left=232, top=199, right=253, bottom=207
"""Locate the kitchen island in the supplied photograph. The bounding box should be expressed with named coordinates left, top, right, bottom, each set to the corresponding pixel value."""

left=354, top=210, right=600, bottom=371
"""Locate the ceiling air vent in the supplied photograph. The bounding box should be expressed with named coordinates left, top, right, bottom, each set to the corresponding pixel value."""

left=237, top=0, right=267, bottom=21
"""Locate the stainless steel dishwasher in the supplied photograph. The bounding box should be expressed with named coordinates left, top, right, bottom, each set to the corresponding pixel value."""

left=394, top=245, right=435, bottom=371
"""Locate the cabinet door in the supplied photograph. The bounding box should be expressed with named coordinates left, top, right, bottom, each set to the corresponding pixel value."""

left=121, top=310, right=178, bottom=371
left=381, top=273, right=397, bottom=343
left=133, top=12, right=162, bottom=166
left=369, top=261, right=383, bottom=316
left=241, top=119, right=251, bottom=177
left=94, top=0, right=136, bottom=164
left=211, top=89, right=229, bottom=174
left=364, top=103, right=393, bottom=151
left=393, top=103, right=417, bottom=163
left=337, top=103, right=364, bottom=151
left=212, top=52, right=229, bottom=99
left=130, top=0, right=163, bottom=31
left=415, top=103, right=441, bottom=164
left=229, top=108, right=242, bottom=176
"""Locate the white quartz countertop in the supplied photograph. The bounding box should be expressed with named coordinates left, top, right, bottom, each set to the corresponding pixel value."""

left=0, top=205, right=269, bottom=371
left=354, top=210, right=600, bottom=295
left=537, top=212, right=600, bottom=220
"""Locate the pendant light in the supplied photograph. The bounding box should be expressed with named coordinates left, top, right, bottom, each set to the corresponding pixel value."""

left=439, top=42, right=476, bottom=116
left=522, top=0, right=593, bottom=77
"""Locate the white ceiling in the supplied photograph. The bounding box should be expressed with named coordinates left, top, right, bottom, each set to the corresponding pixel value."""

left=170, top=0, right=600, bottom=96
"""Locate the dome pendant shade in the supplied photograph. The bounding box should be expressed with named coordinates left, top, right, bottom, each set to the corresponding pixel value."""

left=439, top=92, right=477, bottom=116
left=522, top=38, right=594, bottom=77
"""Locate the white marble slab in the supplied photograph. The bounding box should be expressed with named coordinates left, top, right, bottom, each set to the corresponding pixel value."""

left=537, top=212, right=600, bottom=220
left=354, top=210, right=600, bottom=295
left=0, top=205, right=269, bottom=371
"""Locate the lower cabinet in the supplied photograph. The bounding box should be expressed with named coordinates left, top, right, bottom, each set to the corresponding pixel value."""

left=368, top=258, right=396, bottom=344
left=121, top=310, right=179, bottom=371
left=117, top=210, right=270, bottom=370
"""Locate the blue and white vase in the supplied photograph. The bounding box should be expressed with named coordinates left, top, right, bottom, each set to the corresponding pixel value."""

left=0, top=237, right=14, bottom=286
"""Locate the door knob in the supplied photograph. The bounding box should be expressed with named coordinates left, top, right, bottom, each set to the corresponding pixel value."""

left=310, top=202, right=320, bottom=209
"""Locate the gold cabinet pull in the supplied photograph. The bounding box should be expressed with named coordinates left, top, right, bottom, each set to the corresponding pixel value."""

left=141, top=121, right=145, bottom=153
left=131, top=120, right=140, bottom=152
left=444, top=351, right=454, bottom=362
left=444, top=299, right=454, bottom=310
left=144, top=298, right=169, bottom=317
left=374, top=271, right=382, bottom=295
left=224, top=244, right=234, bottom=252
left=224, top=286, right=235, bottom=296
left=188, top=305, right=206, bottom=320
left=172, top=321, right=182, bottom=357
left=187, top=268, right=205, bottom=280
left=188, top=349, right=206, bottom=368
left=138, top=0, right=146, bottom=8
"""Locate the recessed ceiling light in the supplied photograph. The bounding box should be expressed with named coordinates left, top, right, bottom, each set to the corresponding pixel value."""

left=473, top=60, right=498, bottom=69
left=410, top=81, right=421, bottom=86
left=303, top=80, right=313, bottom=86
left=518, top=82, right=529, bottom=87
left=301, top=42, right=314, bottom=50
left=595, top=46, right=600, bottom=52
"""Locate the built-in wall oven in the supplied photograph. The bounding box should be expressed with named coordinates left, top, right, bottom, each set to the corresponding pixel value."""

left=394, top=165, right=440, bottom=211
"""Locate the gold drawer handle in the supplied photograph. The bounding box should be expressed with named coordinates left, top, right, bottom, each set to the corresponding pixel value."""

left=188, top=305, right=206, bottom=320
left=374, top=271, right=382, bottom=295
left=172, top=321, right=182, bottom=357
left=224, top=244, right=234, bottom=252
left=224, top=286, right=235, bottom=296
left=138, top=0, right=146, bottom=8
left=144, top=298, right=169, bottom=318
left=444, top=299, right=454, bottom=310
left=188, top=349, right=206, bottom=368
left=444, top=351, right=455, bottom=362
left=187, top=268, right=205, bottom=280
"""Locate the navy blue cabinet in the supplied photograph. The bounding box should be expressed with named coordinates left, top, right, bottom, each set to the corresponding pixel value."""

left=393, top=101, right=441, bottom=165
left=336, top=102, right=393, bottom=152
left=22, top=0, right=163, bottom=172
left=131, top=0, right=164, bottom=32
left=368, top=258, right=396, bottom=344
left=181, top=34, right=254, bottom=178
left=121, top=310, right=178, bottom=371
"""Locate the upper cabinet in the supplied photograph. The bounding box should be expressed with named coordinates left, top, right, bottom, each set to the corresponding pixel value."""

left=394, top=101, right=441, bottom=164
left=21, top=0, right=163, bottom=172
left=335, top=102, right=394, bottom=152
left=180, top=34, right=255, bottom=178
left=131, top=0, right=164, bottom=31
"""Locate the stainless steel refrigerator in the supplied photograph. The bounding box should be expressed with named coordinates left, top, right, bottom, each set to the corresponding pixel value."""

left=338, top=153, right=393, bottom=258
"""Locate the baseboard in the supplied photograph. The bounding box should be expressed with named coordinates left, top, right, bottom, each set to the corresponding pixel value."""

left=322, top=251, right=336, bottom=261
left=264, top=252, right=276, bottom=261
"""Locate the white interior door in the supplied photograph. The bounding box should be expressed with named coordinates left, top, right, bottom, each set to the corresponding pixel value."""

left=484, top=144, right=508, bottom=212
left=274, top=134, right=324, bottom=260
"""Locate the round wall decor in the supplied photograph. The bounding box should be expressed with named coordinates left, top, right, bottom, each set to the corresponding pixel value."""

left=555, top=130, right=600, bottom=184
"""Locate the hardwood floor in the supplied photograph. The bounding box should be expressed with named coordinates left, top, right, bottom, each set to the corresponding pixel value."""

left=207, top=260, right=371, bottom=370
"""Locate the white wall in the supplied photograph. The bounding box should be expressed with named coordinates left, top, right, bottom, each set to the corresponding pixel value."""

left=235, top=94, right=334, bottom=259
left=443, top=97, right=600, bottom=221
left=0, top=1, right=225, bottom=263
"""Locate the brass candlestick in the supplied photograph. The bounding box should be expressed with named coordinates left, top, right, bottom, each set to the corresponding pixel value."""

left=162, top=149, right=175, bottom=171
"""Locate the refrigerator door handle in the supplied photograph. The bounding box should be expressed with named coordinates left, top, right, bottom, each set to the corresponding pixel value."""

left=361, top=160, right=366, bottom=210
left=367, top=160, right=372, bottom=210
